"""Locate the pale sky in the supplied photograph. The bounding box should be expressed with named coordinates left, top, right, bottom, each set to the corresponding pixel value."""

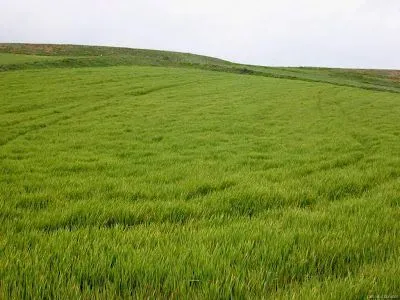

left=1, top=0, right=400, bottom=68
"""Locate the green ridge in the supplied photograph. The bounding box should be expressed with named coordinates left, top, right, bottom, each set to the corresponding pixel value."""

left=1, top=43, right=400, bottom=93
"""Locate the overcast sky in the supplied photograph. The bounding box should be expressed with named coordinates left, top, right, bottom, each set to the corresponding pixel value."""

left=1, top=0, right=400, bottom=68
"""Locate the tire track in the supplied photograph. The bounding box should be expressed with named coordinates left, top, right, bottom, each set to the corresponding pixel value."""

left=0, top=80, right=195, bottom=148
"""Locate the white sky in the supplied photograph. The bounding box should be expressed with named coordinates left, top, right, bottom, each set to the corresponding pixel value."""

left=1, top=0, right=400, bottom=68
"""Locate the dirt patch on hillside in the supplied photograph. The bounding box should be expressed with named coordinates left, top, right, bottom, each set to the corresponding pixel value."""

left=386, top=70, right=400, bottom=82
left=0, top=43, right=60, bottom=56
left=0, top=44, right=90, bottom=56
left=344, top=68, right=400, bottom=83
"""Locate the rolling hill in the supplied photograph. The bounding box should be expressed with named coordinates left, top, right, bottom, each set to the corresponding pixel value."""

left=2, top=43, right=400, bottom=93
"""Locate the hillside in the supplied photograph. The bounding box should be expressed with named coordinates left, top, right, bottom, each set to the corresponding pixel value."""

left=1, top=44, right=399, bottom=299
left=1, top=43, right=400, bottom=93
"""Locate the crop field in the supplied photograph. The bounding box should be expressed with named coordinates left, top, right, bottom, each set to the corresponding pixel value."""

left=0, top=44, right=400, bottom=299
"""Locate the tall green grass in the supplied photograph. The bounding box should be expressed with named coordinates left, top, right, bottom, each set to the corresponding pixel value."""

left=0, top=61, right=400, bottom=297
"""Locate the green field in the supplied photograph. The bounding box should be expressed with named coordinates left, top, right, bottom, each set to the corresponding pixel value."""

left=0, top=53, right=67, bottom=66
left=1, top=44, right=400, bottom=299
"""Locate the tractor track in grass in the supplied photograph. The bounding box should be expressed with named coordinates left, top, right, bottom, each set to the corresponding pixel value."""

left=0, top=81, right=196, bottom=148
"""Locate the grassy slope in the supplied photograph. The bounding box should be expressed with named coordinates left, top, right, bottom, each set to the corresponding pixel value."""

left=0, top=53, right=66, bottom=65
left=0, top=43, right=231, bottom=70
left=2, top=43, right=400, bottom=93
left=0, top=45, right=400, bottom=298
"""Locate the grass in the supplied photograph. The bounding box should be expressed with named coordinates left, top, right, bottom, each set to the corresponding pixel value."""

left=0, top=45, right=400, bottom=299
left=2, top=43, right=400, bottom=93
left=0, top=53, right=66, bottom=65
